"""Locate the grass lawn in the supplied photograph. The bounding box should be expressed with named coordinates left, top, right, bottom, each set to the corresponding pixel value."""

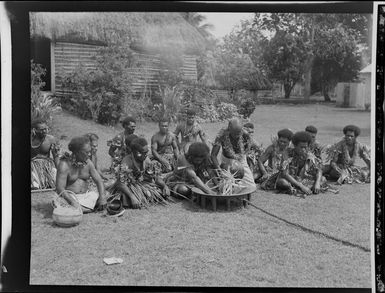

left=30, top=103, right=372, bottom=287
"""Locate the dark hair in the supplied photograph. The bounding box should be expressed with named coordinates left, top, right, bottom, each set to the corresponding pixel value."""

left=244, top=122, right=254, bottom=129
left=277, top=128, right=293, bottom=140
left=343, top=125, right=361, bottom=137
left=31, top=118, right=47, bottom=129
left=187, top=142, right=210, bottom=157
left=292, top=131, right=313, bottom=146
left=130, top=137, right=148, bottom=152
left=305, top=125, right=317, bottom=134
left=84, top=133, right=99, bottom=142
left=68, top=136, right=90, bottom=153
left=125, top=134, right=139, bottom=148
left=158, top=117, right=170, bottom=124
left=121, top=116, right=136, bottom=127
left=186, top=108, right=197, bottom=116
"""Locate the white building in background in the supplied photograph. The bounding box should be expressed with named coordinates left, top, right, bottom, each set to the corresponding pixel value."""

left=336, top=64, right=372, bottom=110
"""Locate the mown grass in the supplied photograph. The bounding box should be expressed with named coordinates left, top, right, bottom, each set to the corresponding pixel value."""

left=31, top=104, right=371, bottom=287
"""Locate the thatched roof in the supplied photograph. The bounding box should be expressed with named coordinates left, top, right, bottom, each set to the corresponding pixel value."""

left=30, top=12, right=207, bottom=54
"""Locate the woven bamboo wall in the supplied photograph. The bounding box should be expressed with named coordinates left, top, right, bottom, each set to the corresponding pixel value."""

left=54, top=42, right=100, bottom=95
left=53, top=41, right=198, bottom=96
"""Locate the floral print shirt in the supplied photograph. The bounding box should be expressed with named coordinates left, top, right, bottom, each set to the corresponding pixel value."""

left=213, top=128, right=252, bottom=160
left=118, top=154, right=158, bottom=185
left=327, top=140, right=370, bottom=168
left=285, top=151, right=322, bottom=179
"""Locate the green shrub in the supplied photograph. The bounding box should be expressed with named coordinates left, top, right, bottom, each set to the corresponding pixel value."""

left=59, top=44, right=137, bottom=125
left=31, top=60, right=61, bottom=122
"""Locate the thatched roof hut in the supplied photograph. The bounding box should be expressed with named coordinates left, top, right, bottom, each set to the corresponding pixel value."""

left=30, top=12, right=207, bottom=94
left=30, top=12, right=207, bottom=54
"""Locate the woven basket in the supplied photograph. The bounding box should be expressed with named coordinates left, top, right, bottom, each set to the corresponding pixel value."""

left=52, top=191, right=83, bottom=227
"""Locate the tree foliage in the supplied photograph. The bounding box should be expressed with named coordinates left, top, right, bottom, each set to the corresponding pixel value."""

left=60, top=43, right=136, bottom=125
left=181, top=12, right=216, bottom=49
left=311, top=24, right=362, bottom=100
left=261, top=30, right=308, bottom=99
left=245, top=13, right=371, bottom=100
left=31, top=60, right=61, bottom=122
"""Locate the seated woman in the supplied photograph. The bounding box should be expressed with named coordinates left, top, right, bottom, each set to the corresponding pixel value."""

left=150, top=118, right=179, bottom=174
left=275, top=131, right=338, bottom=197
left=31, top=118, right=61, bottom=190
left=166, top=142, right=217, bottom=198
left=324, top=125, right=370, bottom=184
left=108, top=138, right=170, bottom=209
left=258, top=128, right=293, bottom=191
left=56, top=136, right=107, bottom=213
left=243, top=122, right=265, bottom=182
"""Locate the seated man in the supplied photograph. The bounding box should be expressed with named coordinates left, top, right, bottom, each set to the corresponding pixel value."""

left=110, top=138, right=170, bottom=209
left=150, top=118, right=179, bottom=174
left=275, top=131, right=338, bottom=197
left=56, top=136, right=107, bottom=213
left=258, top=128, right=293, bottom=190
left=174, top=108, right=208, bottom=154
left=305, top=125, right=323, bottom=160
left=211, top=118, right=255, bottom=187
left=31, top=118, right=61, bottom=189
left=84, top=133, right=107, bottom=180
left=324, top=125, right=370, bottom=184
left=107, top=116, right=137, bottom=172
left=166, top=142, right=217, bottom=198
left=243, top=122, right=265, bottom=182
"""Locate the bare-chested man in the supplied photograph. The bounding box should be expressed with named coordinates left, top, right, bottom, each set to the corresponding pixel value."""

left=56, top=136, right=107, bottom=213
left=31, top=118, right=61, bottom=189
left=174, top=108, right=208, bottom=153
left=151, top=118, right=179, bottom=173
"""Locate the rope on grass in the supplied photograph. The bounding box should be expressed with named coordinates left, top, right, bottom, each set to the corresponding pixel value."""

left=240, top=198, right=370, bottom=253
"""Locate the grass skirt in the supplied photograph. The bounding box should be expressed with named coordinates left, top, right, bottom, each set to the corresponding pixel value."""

left=31, top=157, right=56, bottom=189
left=107, top=181, right=167, bottom=208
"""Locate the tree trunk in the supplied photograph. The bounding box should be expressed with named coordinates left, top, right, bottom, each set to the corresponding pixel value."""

left=284, top=82, right=292, bottom=99
left=303, top=55, right=314, bottom=101
left=322, top=83, right=331, bottom=102
left=304, top=15, right=315, bottom=101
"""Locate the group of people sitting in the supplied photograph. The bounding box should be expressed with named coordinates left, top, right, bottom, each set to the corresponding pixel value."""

left=31, top=108, right=371, bottom=213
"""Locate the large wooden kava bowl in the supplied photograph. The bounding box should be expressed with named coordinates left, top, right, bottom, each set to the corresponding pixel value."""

left=191, top=186, right=256, bottom=211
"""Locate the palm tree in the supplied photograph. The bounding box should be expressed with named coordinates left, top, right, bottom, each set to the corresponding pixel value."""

left=181, top=12, right=214, bottom=40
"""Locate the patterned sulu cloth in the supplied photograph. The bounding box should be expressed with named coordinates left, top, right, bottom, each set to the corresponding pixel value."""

left=283, top=151, right=339, bottom=195
left=325, top=140, right=370, bottom=184
left=309, top=141, right=324, bottom=161
left=107, top=154, right=161, bottom=207
left=259, top=142, right=292, bottom=191
left=246, top=140, right=265, bottom=175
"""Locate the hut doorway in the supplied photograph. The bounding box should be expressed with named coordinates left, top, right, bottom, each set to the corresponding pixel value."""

left=31, top=37, right=51, bottom=91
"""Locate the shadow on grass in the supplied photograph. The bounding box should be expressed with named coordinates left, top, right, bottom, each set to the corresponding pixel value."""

left=32, top=200, right=54, bottom=219
left=179, top=195, right=249, bottom=213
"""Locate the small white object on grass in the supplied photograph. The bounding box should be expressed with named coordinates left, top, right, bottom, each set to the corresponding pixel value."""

left=103, top=257, right=123, bottom=265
